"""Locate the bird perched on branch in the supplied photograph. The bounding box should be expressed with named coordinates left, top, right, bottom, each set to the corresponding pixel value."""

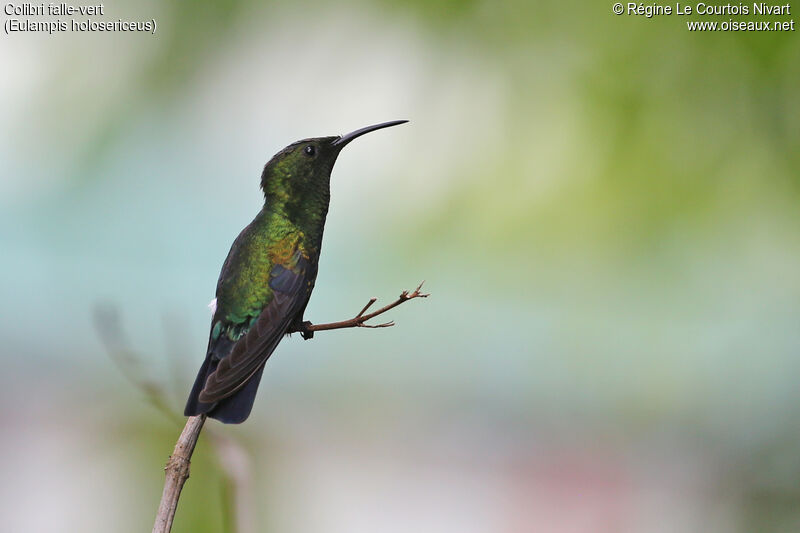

left=185, top=120, right=409, bottom=423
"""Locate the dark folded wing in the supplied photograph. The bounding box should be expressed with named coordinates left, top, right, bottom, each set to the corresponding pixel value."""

left=198, top=254, right=313, bottom=403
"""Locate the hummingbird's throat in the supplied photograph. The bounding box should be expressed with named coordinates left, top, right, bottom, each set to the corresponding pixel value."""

left=292, top=195, right=330, bottom=250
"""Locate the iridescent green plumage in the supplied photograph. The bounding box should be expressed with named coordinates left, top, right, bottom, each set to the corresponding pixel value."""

left=214, top=210, right=310, bottom=333
left=184, top=121, right=407, bottom=423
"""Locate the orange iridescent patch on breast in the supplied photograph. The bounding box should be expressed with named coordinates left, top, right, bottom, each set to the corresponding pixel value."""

left=267, top=232, right=302, bottom=266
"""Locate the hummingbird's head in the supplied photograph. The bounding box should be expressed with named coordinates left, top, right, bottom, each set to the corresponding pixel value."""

left=259, top=120, right=408, bottom=213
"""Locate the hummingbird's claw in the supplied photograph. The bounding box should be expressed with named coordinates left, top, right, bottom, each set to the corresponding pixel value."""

left=300, top=321, right=314, bottom=340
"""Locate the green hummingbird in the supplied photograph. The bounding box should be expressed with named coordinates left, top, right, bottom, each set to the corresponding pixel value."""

left=184, top=120, right=408, bottom=423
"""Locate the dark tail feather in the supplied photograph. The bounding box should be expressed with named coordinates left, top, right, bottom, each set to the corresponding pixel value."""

left=206, top=364, right=266, bottom=423
left=184, top=356, right=266, bottom=424
left=184, top=354, right=216, bottom=417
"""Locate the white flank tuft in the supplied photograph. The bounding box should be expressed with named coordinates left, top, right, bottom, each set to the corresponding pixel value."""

left=208, top=298, right=217, bottom=314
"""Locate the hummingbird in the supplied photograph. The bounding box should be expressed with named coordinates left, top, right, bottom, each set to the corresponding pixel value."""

left=184, top=120, right=408, bottom=423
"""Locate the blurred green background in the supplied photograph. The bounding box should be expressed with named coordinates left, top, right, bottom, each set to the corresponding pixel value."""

left=1, top=1, right=799, bottom=532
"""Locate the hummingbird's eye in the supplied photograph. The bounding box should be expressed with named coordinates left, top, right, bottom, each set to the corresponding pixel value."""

left=304, top=145, right=316, bottom=157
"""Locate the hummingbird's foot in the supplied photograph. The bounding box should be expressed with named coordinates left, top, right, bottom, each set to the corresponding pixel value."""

left=286, top=320, right=315, bottom=339
left=300, top=321, right=314, bottom=340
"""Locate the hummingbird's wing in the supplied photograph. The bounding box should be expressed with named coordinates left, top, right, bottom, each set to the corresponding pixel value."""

left=197, top=249, right=315, bottom=404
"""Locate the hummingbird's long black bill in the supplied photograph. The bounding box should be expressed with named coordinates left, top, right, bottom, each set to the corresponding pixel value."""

left=333, top=120, right=408, bottom=148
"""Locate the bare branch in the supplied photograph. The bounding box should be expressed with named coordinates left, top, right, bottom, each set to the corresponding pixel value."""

left=295, top=281, right=429, bottom=338
left=356, top=298, right=377, bottom=318
left=152, top=416, right=258, bottom=533
left=153, top=415, right=206, bottom=533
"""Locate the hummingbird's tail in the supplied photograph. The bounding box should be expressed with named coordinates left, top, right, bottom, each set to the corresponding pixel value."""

left=184, top=353, right=265, bottom=424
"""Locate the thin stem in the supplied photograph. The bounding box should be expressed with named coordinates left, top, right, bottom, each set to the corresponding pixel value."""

left=304, top=281, right=429, bottom=333
left=153, top=415, right=207, bottom=533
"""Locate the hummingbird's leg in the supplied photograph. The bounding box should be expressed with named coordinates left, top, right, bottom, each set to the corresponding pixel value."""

left=299, top=322, right=314, bottom=340
left=287, top=318, right=315, bottom=340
